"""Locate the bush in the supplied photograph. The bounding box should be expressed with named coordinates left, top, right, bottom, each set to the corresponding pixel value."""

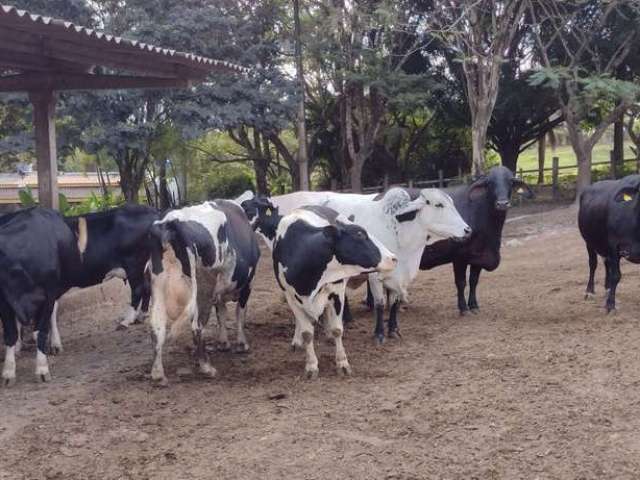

left=206, top=170, right=255, bottom=200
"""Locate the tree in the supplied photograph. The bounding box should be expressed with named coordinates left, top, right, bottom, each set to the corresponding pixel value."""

left=428, top=0, right=528, bottom=175
left=293, top=0, right=310, bottom=190
left=528, top=0, right=640, bottom=196
left=488, top=73, right=562, bottom=171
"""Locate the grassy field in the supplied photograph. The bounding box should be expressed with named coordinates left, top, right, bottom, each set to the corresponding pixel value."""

left=517, top=143, right=636, bottom=171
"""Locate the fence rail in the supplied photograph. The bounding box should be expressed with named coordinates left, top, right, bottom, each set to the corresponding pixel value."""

left=350, top=152, right=639, bottom=198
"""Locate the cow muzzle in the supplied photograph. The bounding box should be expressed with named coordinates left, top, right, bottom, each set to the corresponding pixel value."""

left=377, top=254, right=398, bottom=274
left=495, top=200, right=511, bottom=211
left=452, top=226, right=473, bottom=243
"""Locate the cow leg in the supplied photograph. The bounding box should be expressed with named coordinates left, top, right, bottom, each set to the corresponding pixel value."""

left=585, top=246, right=598, bottom=299
left=233, top=285, right=251, bottom=353
left=49, top=301, right=63, bottom=355
left=149, top=298, right=169, bottom=386
left=453, top=260, right=469, bottom=315
left=468, top=265, right=482, bottom=312
left=369, top=275, right=386, bottom=345
left=34, top=299, right=55, bottom=382
left=342, top=296, right=353, bottom=325
left=361, top=281, right=374, bottom=310
left=325, top=289, right=351, bottom=376
left=193, top=305, right=216, bottom=379
left=604, top=254, right=621, bottom=314
left=387, top=291, right=401, bottom=339
left=14, top=318, right=22, bottom=354
left=118, top=270, right=146, bottom=330
left=300, top=316, right=319, bottom=379
left=1, top=304, right=18, bottom=387
left=215, top=303, right=231, bottom=352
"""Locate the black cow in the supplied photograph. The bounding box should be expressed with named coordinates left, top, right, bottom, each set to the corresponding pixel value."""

left=420, top=166, right=534, bottom=314
left=148, top=200, right=260, bottom=385
left=63, top=204, right=159, bottom=330
left=0, top=208, right=81, bottom=386
left=578, top=174, right=640, bottom=312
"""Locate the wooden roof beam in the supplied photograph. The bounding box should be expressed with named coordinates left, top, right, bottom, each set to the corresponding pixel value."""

left=0, top=72, right=193, bottom=92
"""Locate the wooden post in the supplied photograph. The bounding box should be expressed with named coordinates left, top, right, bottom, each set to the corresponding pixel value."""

left=552, top=156, right=559, bottom=200
left=408, top=179, right=414, bottom=189
left=29, top=89, right=58, bottom=209
left=537, top=135, right=546, bottom=184
left=610, top=149, right=616, bottom=179
left=438, top=169, right=444, bottom=188
left=383, top=173, right=389, bottom=191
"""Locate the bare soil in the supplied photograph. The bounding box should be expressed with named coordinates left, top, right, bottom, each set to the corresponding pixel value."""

left=3, top=203, right=640, bottom=480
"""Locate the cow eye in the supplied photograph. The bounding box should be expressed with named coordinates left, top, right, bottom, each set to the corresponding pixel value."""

left=357, top=230, right=366, bottom=239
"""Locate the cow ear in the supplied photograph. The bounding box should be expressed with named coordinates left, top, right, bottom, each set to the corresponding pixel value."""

left=0, top=261, right=45, bottom=325
left=468, top=177, right=488, bottom=201
left=394, top=198, right=426, bottom=223
left=323, top=225, right=339, bottom=241
left=512, top=178, right=535, bottom=199
left=614, top=187, right=638, bottom=203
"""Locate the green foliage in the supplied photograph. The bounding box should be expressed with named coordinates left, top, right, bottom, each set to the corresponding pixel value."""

left=18, top=187, right=36, bottom=207
left=63, top=191, right=125, bottom=216
left=204, top=168, right=255, bottom=201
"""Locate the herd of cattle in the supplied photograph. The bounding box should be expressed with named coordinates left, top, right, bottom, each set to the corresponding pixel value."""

left=0, top=165, right=637, bottom=386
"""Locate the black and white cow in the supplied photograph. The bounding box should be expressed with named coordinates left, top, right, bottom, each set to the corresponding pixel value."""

left=254, top=202, right=397, bottom=377
left=420, top=166, right=534, bottom=314
left=578, top=174, right=640, bottom=312
left=148, top=200, right=259, bottom=385
left=0, top=208, right=81, bottom=386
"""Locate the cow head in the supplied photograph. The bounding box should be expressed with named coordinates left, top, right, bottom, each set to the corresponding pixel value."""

left=417, top=189, right=472, bottom=245
left=612, top=176, right=640, bottom=261
left=468, top=166, right=534, bottom=211
left=241, top=195, right=282, bottom=248
left=327, top=217, right=397, bottom=276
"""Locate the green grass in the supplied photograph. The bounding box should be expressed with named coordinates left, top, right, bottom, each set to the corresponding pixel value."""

left=517, top=143, right=635, bottom=173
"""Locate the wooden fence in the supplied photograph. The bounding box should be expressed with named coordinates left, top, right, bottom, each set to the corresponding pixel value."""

left=354, top=152, right=639, bottom=199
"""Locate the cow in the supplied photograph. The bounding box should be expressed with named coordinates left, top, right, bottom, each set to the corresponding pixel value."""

left=148, top=200, right=260, bottom=386
left=242, top=188, right=471, bottom=343
left=263, top=203, right=397, bottom=377
left=0, top=208, right=81, bottom=386
left=62, top=204, right=159, bottom=330
left=578, top=174, right=640, bottom=312
left=419, top=166, right=534, bottom=315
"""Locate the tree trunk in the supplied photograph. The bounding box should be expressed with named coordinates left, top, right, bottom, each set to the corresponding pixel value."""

left=119, top=172, right=139, bottom=204
left=350, top=154, right=364, bottom=193
left=537, top=135, right=546, bottom=184
left=498, top=143, right=520, bottom=172
left=293, top=0, right=309, bottom=191
left=157, top=157, right=171, bottom=209
left=470, top=112, right=490, bottom=176
left=613, top=114, right=624, bottom=171
left=575, top=144, right=592, bottom=200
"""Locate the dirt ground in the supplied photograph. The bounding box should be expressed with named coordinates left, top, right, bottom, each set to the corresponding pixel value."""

left=3, top=202, right=640, bottom=480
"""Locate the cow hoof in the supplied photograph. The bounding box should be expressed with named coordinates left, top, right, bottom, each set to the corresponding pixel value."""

left=584, top=292, right=595, bottom=300
left=216, top=341, right=231, bottom=352
left=291, top=341, right=303, bottom=352
left=374, top=334, right=385, bottom=346
left=469, top=308, right=479, bottom=315
left=199, top=363, right=217, bottom=379
left=459, top=309, right=470, bottom=317
left=153, top=377, right=169, bottom=388
left=232, top=343, right=250, bottom=354
left=2, top=377, right=16, bottom=387
left=305, top=368, right=319, bottom=380
left=606, top=307, right=617, bottom=315
left=387, top=330, right=402, bottom=339
left=337, top=363, right=352, bottom=377
left=39, top=372, right=52, bottom=383
left=115, top=323, right=128, bottom=331
left=49, top=345, right=63, bottom=356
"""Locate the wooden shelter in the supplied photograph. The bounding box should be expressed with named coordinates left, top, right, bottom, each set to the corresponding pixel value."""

left=0, top=4, right=245, bottom=208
